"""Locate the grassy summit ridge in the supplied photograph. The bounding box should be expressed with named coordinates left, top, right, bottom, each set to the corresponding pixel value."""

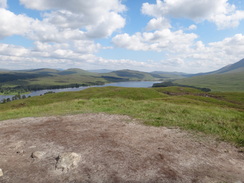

left=0, top=86, right=243, bottom=147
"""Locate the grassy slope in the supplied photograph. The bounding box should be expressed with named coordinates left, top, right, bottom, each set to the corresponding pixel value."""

left=174, top=72, right=244, bottom=92
left=0, top=86, right=243, bottom=147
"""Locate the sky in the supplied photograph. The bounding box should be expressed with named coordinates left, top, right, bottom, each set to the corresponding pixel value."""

left=0, top=0, right=244, bottom=73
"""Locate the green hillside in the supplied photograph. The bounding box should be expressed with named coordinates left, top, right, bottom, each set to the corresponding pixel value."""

left=150, top=71, right=190, bottom=79
left=174, top=58, right=244, bottom=92
left=0, top=86, right=243, bottom=146
left=101, top=69, right=161, bottom=82
left=174, top=72, right=244, bottom=92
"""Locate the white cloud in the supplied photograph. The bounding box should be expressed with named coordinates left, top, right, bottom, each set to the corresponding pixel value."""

left=113, top=27, right=244, bottom=73
left=0, top=1, right=127, bottom=40
left=19, top=0, right=125, bottom=14
left=0, top=8, right=33, bottom=38
left=1, top=34, right=244, bottom=72
left=188, top=24, right=197, bottom=30
left=146, top=17, right=171, bottom=31
left=85, top=11, right=126, bottom=38
left=29, top=23, right=86, bottom=42
left=142, top=0, right=244, bottom=29
left=209, top=34, right=244, bottom=56
left=0, top=42, right=149, bottom=71
left=0, top=44, right=29, bottom=56
left=112, top=29, right=197, bottom=52
left=0, top=9, right=88, bottom=42
left=160, top=34, right=244, bottom=72
left=19, top=0, right=126, bottom=38
left=42, top=10, right=88, bottom=29
left=0, top=0, right=7, bottom=8
left=210, top=10, right=244, bottom=29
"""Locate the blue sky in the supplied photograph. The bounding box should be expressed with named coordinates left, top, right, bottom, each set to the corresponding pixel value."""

left=0, top=0, right=244, bottom=73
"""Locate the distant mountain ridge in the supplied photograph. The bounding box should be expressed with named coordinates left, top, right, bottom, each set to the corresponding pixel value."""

left=0, top=58, right=243, bottom=92
left=174, top=58, right=244, bottom=92
left=193, top=58, right=244, bottom=76
left=212, top=58, right=244, bottom=74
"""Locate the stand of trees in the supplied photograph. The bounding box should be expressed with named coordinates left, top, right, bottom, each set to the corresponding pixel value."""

left=152, top=81, right=211, bottom=92
left=1, top=94, right=30, bottom=104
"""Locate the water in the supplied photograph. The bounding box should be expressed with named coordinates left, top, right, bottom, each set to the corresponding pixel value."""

left=0, top=81, right=160, bottom=101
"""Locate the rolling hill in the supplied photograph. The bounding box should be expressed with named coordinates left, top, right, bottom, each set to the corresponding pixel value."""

left=1, top=58, right=243, bottom=93
left=174, top=58, right=244, bottom=91
left=0, top=68, right=165, bottom=94
left=211, top=58, right=244, bottom=74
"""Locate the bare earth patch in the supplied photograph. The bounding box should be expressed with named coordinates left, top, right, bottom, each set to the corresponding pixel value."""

left=0, top=113, right=243, bottom=183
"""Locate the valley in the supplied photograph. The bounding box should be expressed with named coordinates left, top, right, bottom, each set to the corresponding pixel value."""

left=0, top=58, right=243, bottom=183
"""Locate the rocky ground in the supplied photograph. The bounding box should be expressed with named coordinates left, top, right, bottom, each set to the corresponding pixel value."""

left=0, top=113, right=243, bottom=183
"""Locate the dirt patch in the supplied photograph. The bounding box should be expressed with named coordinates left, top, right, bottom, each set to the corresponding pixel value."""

left=0, top=113, right=243, bottom=183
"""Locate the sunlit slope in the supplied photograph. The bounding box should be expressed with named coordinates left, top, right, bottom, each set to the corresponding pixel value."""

left=0, top=86, right=243, bottom=146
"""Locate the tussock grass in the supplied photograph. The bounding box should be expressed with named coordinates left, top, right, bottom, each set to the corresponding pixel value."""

left=0, top=86, right=243, bottom=146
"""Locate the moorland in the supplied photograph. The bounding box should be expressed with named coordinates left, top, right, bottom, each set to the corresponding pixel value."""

left=0, top=58, right=243, bottom=182
left=0, top=58, right=243, bottom=146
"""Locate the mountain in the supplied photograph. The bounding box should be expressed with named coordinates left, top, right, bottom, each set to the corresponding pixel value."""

left=174, top=58, right=244, bottom=92
left=100, top=69, right=158, bottom=82
left=193, top=58, right=244, bottom=76
left=212, top=58, right=244, bottom=74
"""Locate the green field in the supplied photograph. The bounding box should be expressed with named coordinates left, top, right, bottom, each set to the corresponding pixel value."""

left=0, top=86, right=243, bottom=147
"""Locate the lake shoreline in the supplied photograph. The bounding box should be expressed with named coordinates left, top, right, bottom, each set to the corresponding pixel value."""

left=0, top=81, right=160, bottom=102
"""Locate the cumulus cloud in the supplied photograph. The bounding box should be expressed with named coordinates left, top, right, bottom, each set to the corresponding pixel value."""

left=0, top=1, right=128, bottom=70
left=1, top=34, right=244, bottom=72
left=0, top=8, right=88, bottom=42
left=0, top=42, right=149, bottom=71
left=42, top=10, right=88, bottom=29
left=0, top=0, right=126, bottom=40
left=209, top=34, right=244, bottom=56
left=85, top=11, right=126, bottom=38
left=113, top=24, right=244, bottom=72
left=160, top=34, right=244, bottom=72
left=19, top=0, right=126, bottom=38
left=210, top=10, right=244, bottom=29
left=146, top=17, right=171, bottom=31
left=112, top=29, right=197, bottom=52
left=188, top=24, right=197, bottom=30
left=0, top=44, right=29, bottom=56
left=142, top=0, right=244, bottom=29
left=0, top=8, right=33, bottom=38
left=19, top=0, right=125, bottom=13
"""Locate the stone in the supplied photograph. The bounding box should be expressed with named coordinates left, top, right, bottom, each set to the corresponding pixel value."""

left=16, top=150, right=24, bottom=155
left=31, top=151, right=46, bottom=159
left=0, top=168, right=3, bottom=177
left=55, top=152, right=81, bottom=172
